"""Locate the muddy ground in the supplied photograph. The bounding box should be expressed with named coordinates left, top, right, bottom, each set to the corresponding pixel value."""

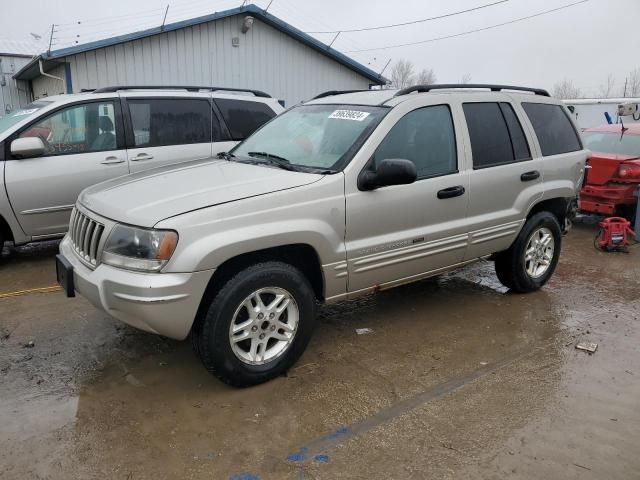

left=1, top=220, right=638, bottom=480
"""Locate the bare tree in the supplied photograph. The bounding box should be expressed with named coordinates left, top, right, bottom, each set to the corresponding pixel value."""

left=460, top=73, right=472, bottom=84
left=627, top=68, right=640, bottom=97
left=598, top=74, right=616, bottom=98
left=552, top=79, right=582, bottom=99
left=415, top=68, right=437, bottom=85
left=390, top=59, right=415, bottom=89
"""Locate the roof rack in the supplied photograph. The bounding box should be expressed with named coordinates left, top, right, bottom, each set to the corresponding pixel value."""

left=394, top=84, right=550, bottom=97
left=312, top=89, right=371, bottom=100
left=90, top=85, right=271, bottom=98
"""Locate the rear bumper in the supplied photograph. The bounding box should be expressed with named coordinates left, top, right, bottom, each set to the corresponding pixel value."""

left=59, top=235, right=213, bottom=340
left=579, top=183, right=638, bottom=215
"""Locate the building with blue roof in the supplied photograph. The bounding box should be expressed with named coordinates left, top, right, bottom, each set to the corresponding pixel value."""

left=14, top=4, right=387, bottom=105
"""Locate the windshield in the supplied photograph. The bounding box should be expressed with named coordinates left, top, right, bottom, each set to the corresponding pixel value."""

left=0, top=101, right=52, bottom=137
left=583, top=131, right=640, bottom=156
left=231, top=104, right=389, bottom=171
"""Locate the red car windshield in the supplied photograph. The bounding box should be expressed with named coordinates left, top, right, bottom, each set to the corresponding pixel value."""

left=583, top=131, right=640, bottom=156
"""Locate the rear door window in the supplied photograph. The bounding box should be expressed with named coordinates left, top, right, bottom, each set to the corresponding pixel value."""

left=127, top=98, right=212, bottom=147
left=522, top=103, right=582, bottom=156
left=214, top=98, right=276, bottom=140
left=463, top=102, right=530, bottom=169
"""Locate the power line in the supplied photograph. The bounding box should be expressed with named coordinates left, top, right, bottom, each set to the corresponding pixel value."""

left=345, top=0, right=590, bottom=53
left=306, top=0, right=509, bottom=34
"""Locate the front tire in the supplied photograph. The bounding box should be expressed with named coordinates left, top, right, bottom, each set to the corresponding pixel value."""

left=192, top=261, right=317, bottom=387
left=494, top=212, right=562, bottom=293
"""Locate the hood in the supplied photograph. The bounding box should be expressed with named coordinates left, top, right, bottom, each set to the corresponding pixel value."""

left=586, top=152, right=640, bottom=185
left=79, top=159, right=323, bottom=227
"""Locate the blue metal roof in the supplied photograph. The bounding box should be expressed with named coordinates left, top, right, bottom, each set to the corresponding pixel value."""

left=17, top=4, right=386, bottom=84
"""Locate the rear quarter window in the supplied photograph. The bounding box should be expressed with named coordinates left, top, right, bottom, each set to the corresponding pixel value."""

left=214, top=98, right=276, bottom=140
left=522, top=103, right=582, bottom=156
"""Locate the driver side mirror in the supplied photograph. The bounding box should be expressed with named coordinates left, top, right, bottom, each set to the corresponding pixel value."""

left=11, top=137, right=46, bottom=158
left=358, top=158, right=417, bottom=191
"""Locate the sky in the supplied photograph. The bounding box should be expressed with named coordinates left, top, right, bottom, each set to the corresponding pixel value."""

left=1, top=0, right=638, bottom=96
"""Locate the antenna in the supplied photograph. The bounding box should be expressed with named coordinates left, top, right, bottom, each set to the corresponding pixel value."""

left=47, top=24, right=55, bottom=55
left=160, top=5, right=170, bottom=31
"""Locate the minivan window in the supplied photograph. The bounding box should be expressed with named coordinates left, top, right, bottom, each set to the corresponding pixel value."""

left=128, top=98, right=212, bottom=148
left=232, top=104, right=388, bottom=171
left=215, top=98, right=276, bottom=140
left=463, top=102, right=530, bottom=169
left=0, top=100, right=52, bottom=136
left=17, top=101, right=119, bottom=156
left=373, top=105, right=457, bottom=179
left=522, top=103, right=582, bottom=156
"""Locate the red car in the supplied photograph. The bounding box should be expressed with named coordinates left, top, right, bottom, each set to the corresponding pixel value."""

left=580, top=123, right=640, bottom=219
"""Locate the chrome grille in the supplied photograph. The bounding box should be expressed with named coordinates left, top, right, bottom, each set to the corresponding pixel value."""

left=69, top=208, right=104, bottom=267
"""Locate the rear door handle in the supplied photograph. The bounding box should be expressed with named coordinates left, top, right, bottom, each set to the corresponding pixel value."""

left=521, top=170, right=540, bottom=182
left=131, top=153, right=154, bottom=161
left=437, top=185, right=465, bottom=199
left=101, top=156, right=125, bottom=165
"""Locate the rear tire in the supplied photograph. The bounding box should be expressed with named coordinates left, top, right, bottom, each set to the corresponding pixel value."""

left=494, top=212, right=562, bottom=293
left=191, top=261, right=316, bottom=387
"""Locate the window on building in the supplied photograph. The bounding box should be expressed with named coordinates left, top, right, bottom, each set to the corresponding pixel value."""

left=522, top=103, right=582, bottom=156
left=372, top=105, right=457, bottom=179
left=18, top=102, right=119, bottom=156
left=128, top=98, right=213, bottom=147
left=214, top=98, right=277, bottom=140
left=463, top=102, right=530, bottom=168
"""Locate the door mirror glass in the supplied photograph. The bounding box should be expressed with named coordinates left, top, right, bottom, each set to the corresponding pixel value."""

left=10, top=137, right=46, bottom=158
left=359, top=158, right=417, bottom=190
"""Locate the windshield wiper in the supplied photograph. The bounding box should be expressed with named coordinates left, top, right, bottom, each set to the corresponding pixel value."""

left=247, top=152, right=297, bottom=171
left=217, top=151, right=235, bottom=160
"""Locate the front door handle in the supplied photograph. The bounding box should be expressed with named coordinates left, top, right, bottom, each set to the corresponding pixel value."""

left=101, top=156, right=125, bottom=165
left=437, top=185, right=465, bottom=199
left=521, top=170, right=540, bottom=182
left=131, top=153, right=154, bottom=161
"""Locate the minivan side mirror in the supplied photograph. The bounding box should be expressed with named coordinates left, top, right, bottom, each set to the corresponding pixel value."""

left=11, top=137, right=46, bottom=158
left=358, top=158, right=417, bottom=191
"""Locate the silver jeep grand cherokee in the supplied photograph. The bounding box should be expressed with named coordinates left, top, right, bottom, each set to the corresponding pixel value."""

left=57, top=85, right=588, bottom=386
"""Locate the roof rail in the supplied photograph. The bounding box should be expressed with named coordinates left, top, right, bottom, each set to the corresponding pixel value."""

left=90, top=85, right=271, bottom=98
left=312, top=89, right=371, bottom=100
left=394, top=84, right=550, bottom=97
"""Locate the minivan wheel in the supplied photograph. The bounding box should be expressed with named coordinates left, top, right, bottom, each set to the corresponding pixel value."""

left=494, top=212, right=562, bottom=293
left=192, top=261, right=316, bottom=387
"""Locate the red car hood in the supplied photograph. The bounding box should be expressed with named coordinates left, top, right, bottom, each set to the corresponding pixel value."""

left=586, top=152, right=640, bottom=185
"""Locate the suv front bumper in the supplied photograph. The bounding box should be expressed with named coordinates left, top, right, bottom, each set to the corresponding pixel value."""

left=58, top=235, right=213, bottom=340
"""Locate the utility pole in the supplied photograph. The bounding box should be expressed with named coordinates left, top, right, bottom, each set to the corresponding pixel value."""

left=161, top=5, right=170, bottom=31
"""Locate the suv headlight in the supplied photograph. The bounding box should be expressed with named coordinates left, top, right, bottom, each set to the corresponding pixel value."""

left=102, top=224, right=178, bottom=272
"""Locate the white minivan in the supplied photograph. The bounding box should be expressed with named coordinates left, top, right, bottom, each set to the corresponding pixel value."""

left=0, top=86, right=283, bottom=248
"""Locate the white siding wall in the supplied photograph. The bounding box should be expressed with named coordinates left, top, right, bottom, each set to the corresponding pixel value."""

left=0, top=56, right=32, bottom=116
left=32, top=64, right=67, bottom=99
left=62, top=15, right=372, bottom=105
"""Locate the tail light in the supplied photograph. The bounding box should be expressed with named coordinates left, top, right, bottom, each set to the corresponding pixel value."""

left=618, top=163, right=640, bottom=180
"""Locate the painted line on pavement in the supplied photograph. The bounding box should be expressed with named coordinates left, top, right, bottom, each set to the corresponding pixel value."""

left=0, top=285, right=62, bottom=299
left=287, top=347, right=538, bottom=463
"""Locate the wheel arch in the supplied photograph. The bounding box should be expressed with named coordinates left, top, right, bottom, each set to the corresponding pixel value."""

left=526, top=197, right=570, bottom=228
left=0, top=214, right=14, bottom=243
left=193, top=243, right=325, bottom=331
